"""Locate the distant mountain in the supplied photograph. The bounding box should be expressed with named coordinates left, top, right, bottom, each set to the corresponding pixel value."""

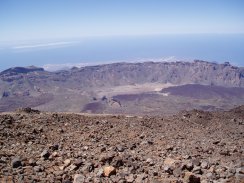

left=0, top=66, right=44, bottom=75
left=0, top=60, right=243, bottom=113
left=1, top=60, right=244, bottom=88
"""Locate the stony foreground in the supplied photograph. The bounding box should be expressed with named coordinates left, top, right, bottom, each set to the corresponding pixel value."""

left=0, top=107, right=243, bottom=183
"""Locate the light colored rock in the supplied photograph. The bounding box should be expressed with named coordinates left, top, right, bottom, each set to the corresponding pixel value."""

left=164, top=157, right=176, bottom=166
left=173, top=167, right=182, bottom=177
left=125, top=174, right=134, bottom=183
left=236, top=167, right=244, bottom=174
left=209, top=166, right=216, bottom=173
left=201, top=161, right=209, bottom=169
left=186, top=162, right=194, bottom=170
left=40, top=149, right=50, bottom=159
left=34, top=165, right=42, bottom=172
left=52, top=152, right=58, bottom=157
left=146, top=158, right=154, bottom=166
left=164, top=166, right=173, bottom=174
left=64, top=159, right=71, bottom=166
left=59, top=165, right=65, bottom=171
left=201, top=180, right=208, bottom=183
left=68, top=164, right=77, bottom=171
left=96, top=168, right=103, bottom=177
left=135, top=174, right=146, bottom=183
left=74, top=159, right=83, bottom=167
left=28, top=158, right=36, bottom=166
left=103, top=166, right=116, bottom=177
left=73, top=174, right=85, bottom=183
left=166, top=145, right=174, bottom=151
left=192, top=166, right=202, bottom=174
left=206, top=172, right=213, bottom=179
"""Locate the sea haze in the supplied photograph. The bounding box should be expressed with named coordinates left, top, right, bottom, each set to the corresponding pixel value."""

left=0, top=34, right=243, bottom=71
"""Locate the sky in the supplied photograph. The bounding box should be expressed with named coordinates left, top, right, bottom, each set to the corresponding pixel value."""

left=0, top=0, right=244, bottom=70
left=0, top=0, right=244, bottom=43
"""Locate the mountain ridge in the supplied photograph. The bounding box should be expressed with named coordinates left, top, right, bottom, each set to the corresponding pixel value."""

left=0, top=66, right=44, bottom=76
left=0, top=60, right=244, bottom=113
left=1, top=60, right=243, bottom=87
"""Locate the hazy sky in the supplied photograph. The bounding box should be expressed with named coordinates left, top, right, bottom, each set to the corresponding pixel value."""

left=1, top=0, right=244, bottom=42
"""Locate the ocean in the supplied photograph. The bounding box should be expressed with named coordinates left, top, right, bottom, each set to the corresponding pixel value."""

left=0, top=34, right=243, bottom=71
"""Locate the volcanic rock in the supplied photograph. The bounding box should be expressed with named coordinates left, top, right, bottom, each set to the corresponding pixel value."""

left=183, top=172, right=200, bottom=183
left=0, top=106, right=243, bottom=182
left=103, top=166, right=116, bottom=177
left=11, top=157, right=22, bottom=168
left=73, top=174, right=85, bottom=183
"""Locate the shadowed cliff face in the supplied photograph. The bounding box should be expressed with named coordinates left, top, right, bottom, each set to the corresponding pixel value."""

left=0, top=60, right=243, bottom=113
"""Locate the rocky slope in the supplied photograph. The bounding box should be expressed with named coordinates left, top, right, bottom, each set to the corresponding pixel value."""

left=0, top=106, right=243, bottom=182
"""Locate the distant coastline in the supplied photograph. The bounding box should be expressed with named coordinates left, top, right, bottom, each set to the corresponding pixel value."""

left=0, top=34, right=243, bottom=71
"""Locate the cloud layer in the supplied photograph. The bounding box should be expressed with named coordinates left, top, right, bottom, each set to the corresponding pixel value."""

left=43, top=57, right=192, bottom=72
left=12, top=41, right=78, bottom=50
left=43, top=63, right=90, bottom=71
